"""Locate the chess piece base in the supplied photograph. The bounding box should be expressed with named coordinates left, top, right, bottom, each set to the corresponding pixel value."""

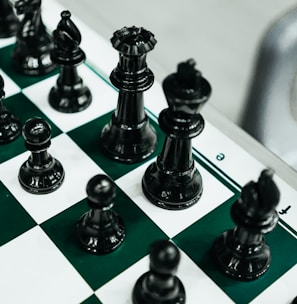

left=212, top=229, right=271, bottom=280
left=142, top=160, right=203, bottom=210
left=18, top=157, right=65, bottom=194
left=101, top=114, right=157, bottom=163
left=77, top=211, right=125, bottom=255
left=12, top=47, right=55, bottom=76
left=49, top=78, right=92, bottom=113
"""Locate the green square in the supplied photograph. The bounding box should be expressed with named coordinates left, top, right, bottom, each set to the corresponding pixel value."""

left=0, top=44, right=58, bottom=89
left=0, top=93, right=62, bottom=163
left=81, top=294, right=102, bottom=304
left=174, top=195, right=297, bottom=304
left=0, top=181, right=36, bottom=246
left=68, top=111, right=165, bottom=180
left=41, top=186, right=167, bottom=290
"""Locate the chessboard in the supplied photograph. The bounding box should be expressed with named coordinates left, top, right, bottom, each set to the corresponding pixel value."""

left=0, top=1, right=296, bottom=303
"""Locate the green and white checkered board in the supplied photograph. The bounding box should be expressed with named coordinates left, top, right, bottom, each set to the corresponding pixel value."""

left=0, top=1, right=296, bottom=303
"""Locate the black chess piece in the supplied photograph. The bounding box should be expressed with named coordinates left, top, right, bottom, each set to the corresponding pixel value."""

left=0, top=0, right=19, bottom=38
left=212, top=169, right=280, bottom=280
left=77, top=174, right=125, bottom=254
left=292, top=296, right=297, bottom=304
left=12, top=0, right=55, bottom=75
left=142, top=59, right=211, bottom=210
left=101, top=26, right=157, bottom=163
left=18, top=117, right=65, bottom=194
left=0, top=74, right=21, bottom=144
left=48, top=10, right=92, bottom=113
left=132, top=240, right=185, bottom=304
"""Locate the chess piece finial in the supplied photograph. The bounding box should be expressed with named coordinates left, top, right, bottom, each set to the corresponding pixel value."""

left=0, top=74, right=21, bottom=144
left=100, top=26, right=157, bottom=163
left=132, top=240, right=185, bottom=304
left=48, top=10, right=92, bottom=113
left=77, top=174, right=125, bottom=254
left=18, top=117, right=65, bottom=194
left=142, top=59, right=211, bottom=210
left=12, top=0, right=55, bottom=75
left=212, top=168, right=280, bottom=280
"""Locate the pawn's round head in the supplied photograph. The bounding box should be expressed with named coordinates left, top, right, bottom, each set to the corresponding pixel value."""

left=86, top=174, right=116, bottom=209
left=22, top=117, right=51, bottom=150
left=149, top=240, right=180, bottom=275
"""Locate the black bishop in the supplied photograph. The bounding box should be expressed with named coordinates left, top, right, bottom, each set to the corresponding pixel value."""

left=49, top=10, right=92, bottom=113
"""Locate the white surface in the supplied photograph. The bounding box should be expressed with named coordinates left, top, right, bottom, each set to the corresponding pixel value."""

left=0, top=226, right=92, bottom=303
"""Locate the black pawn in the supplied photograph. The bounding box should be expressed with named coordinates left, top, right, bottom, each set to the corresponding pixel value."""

left=0, top=74, right=21, bottom=144
left=49, top=10, right=92, bottom=113
left=132, top=240, right=185, bottom=304
left=0, top=0, right=19, bottom=38
left=101, top=26, right=157, bottom=163
left=12, top=0, right=55, bottom=75
left=142, top=59, right=211, bottom=210
left=212, top=169, right=280, bottom=280
left=77, top=174, right=125, bottom=254
left=292, top=296, right=297, bottom=304
left=18, top=117, right=65, bottom=194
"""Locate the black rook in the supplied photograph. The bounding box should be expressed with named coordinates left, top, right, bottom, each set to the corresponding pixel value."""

left=101, top=26, right=157, bottom=163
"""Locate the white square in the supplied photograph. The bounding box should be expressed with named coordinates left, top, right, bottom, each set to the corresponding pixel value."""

left=251, top=265, right=297, bottom=303
left=0, top=37, right=15, bottom=49
left=95, top=245, right=234, bottom=304
left=192, top=121, right=266, bottom=187
left=22, top=64, right=118, bottom=132
left=0, top=133, right=104, bottom=223
left=116, top=158, right=234, bottom=238
left=0, top=226, right=92, bottom=303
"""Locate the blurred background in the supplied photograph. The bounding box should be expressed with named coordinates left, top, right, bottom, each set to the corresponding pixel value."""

left=58, top=0, right=297, bottom=169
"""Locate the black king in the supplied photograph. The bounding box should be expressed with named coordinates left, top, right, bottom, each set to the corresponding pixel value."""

left=142, top=59, right=211, bottom=210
